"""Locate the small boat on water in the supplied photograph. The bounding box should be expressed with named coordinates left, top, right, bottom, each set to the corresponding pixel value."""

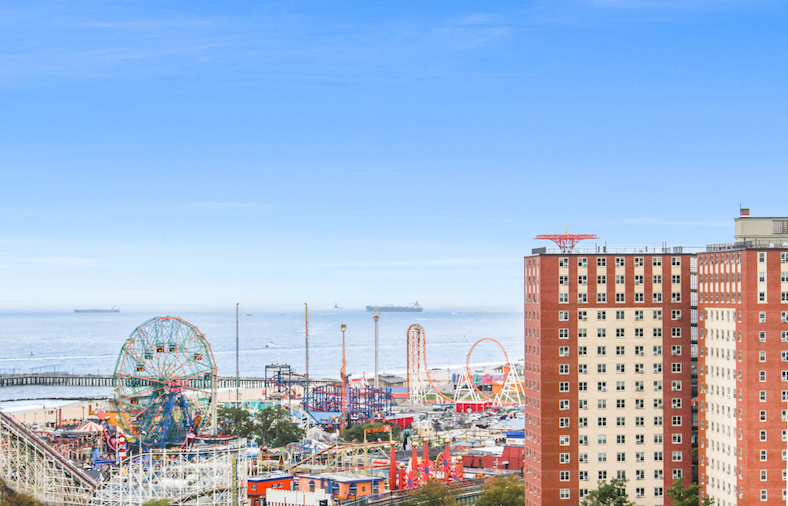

left=366, top=302, right=423, bottom=312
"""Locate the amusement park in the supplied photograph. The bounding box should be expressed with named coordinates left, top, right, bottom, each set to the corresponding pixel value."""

left=0, top=315, right=526, bottom=506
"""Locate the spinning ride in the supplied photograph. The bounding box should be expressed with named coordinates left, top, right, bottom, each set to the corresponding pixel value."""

left=114, top=316, right=217, bottom=448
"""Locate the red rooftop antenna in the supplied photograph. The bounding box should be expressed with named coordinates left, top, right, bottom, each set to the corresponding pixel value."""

left=535, top=226, right=599, bottom=253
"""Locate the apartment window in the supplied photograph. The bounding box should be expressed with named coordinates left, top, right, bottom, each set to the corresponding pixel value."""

left=597, top=310, right=607, bottom=320
left=559, top=311, right=569, bottom=321
left=559, top=328, right=569, bottom=339
left=597, top=293, right=607, bottom=303
left=559, top=364, right=569, bottom=374
left=579, top=453, right=588, bottom=463
left=653, top=328, right=663, bottom=338
left=578, top=257, right=587, bottom=267
left=782, top=252, right=788, bottom=263
left=578, top=275, right=587, bottom=285
left=761, top=490, right=767, bottom=501
left=615, top=293, right=625, bottom=302
left=760, top=350, right=767, bottom=362
left=653, top=310, right=662, bottom=320
left=783, top=331, right=788, bottom=343
left=653, top=257, right=662, bottom=266
left=579, top=471, right=588, bottom=481
left=761, top=331, right=767, bottom=342
left=760, top=371, right=767, bottom=382
left=597, top=346, right=607, bottom=356
left=598, top=382, right=607, bottom=392
left=655, top=487, right=664, bottom=498
left=653, top=293, right=662, bottom=302
left=598, top=364, right=607, bottom=373
left=760, top=292, right=766, bottom=302
left=760, top=311, right=766, bottom=322
left=616, top=416, right=625, bottom=426
left=671, top=328, right=681, bottom=338
left=616, top=257, right=625, bottom=267
left=616, top=345, right=626, bottom=356
left=598, top=417, right=607, bottom=427
left=635, top=488, right=644, bottom=498
left=559, top=293, right=568, bottom=303
left=578, top=293, right=588, bottom=303
left=560, top=418, right=570, bottom=428
left=634, top=257, right=644, bottom=267
left=597, top=257, right=607, bottom=267
left=578, top=347, right=587, bottom=356
left=559, top=346, right=569, bottom=357
left=597, top=329, right=606, bottom=338
left=783, top=311, right=788, bottom=323
left=672, top=433, right=682, bottom=444
left=671, top=363, right=681, bottom=373
left=671, top=398, right=682, bottom=409
left=635, top=381, right=644, bottom=391
left=671, top=274, right=681, bottom=284
left=634, top=293, right=644, bottom=302
left=671, top=292, right=681, bottom=302
left=760, top=252, right=766, bottom=263
left=559, top=453, right=570, bottom=464
left=654, top=452, right=663, bottom=462
left=579, top=400, right=588, bottom=409
left=559, top=435, right=570, bottom=446
left=653, top=381, right=662, bottom=391
left=671, top=380, right=682, bottom=391
left=671, top=416, right=682, bottom=426
left=560, top=471, right=570, bottom=482
left=760, top=410, right=767, bottom=421
left=616, top=399, right=626, bottom=408
left=635, top=364, right=644, bottom=374
left=671, top=345, right=682, bottom=356
left=559, top=257, right=568, bottom=267
left=596, top=275, right=607, bottom=285
left=559, top=275, right=568, bottom=285
left=560, top=489, right=570, bottom=500
left=616, top=381, right=625, bottom=391
left=579, top=364, right=587, bottom=374
left=654, top=363, right=663, bottom=373
left=635, top=417, right=644, bottom=427
left=598, top=435, right=607, bottom=445
left=671, top=310, right=681, bottom=320
left=653, top=275, right=662, bottom=284
left=559, top=382, right=570, bottom=392
left=616, top=328, right=625, bottom=338
left=654, top=398, right=663, bottom=409
left=760, top=271, right=766, bottom=282
left=653, top=345, right=662, bottom=356
left=760, top=430, right=767, bottom=441
left=579, top=382, right=587, bottom=391
left=578, top=328, right=587, bottom=338
left=616, top=275, right=625, bottom=284
left=672, top=451, right=682, bottom=462
left=654, top=416, right=663, bottom=426
left=635, top=399, right=644, bottom=409
left=579, top=417, right=588, bottom=427
left=761, top=450, right=767, bottom=461
left=671, top=257, right=681, bottom=266
left=635, top=275, right=644, bottom=285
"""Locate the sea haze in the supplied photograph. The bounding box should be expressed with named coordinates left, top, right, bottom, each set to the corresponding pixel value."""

left=0, top=309, right=523, bottom=402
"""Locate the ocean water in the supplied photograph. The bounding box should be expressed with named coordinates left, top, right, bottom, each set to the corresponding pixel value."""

left=0, top=309, right=523, bottom=405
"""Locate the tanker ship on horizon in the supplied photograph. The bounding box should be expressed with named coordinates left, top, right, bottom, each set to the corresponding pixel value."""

left=365, top=302, right=423, bottom=312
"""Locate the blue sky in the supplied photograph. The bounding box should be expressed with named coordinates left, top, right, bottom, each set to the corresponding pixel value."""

left=2, top=0, right=787, bottom=311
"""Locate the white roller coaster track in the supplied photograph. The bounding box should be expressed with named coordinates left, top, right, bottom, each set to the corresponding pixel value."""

left=0, top=409, right=97, bottom=505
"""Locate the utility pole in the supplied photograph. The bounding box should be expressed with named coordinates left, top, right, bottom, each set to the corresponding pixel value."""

left=373, top=309, right=380, bottom=388
left=305, top=303, right=310, bottom=411
left=236, top=303, right=239, bottom=407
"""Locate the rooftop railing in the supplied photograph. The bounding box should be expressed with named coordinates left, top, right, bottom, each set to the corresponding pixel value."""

left=531, top=246, right=706, bottom=255
left=706, top=239, right=788, bottom=251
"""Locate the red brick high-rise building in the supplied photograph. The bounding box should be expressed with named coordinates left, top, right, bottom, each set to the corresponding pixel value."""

left=697, top=210, right=788, bottom=505
left=524, top=245, right=695, bottom=506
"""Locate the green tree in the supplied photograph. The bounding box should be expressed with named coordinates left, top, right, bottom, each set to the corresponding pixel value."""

left=475, top=475, right=524, bottom=506
left=141, top=500, right=172, bottom=506
left=253, top=406, right=305, bottom=448
left=217, top=406, right=255, bottom=439
left=404, top=480, right=457, bottom=506
left=666, top=477, right=713, bottom=506
left=341, top=422, right=401, bottom=442
left=580, top=478, right=635, bottom=506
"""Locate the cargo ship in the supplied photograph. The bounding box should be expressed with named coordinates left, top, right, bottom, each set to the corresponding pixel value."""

left=365, top=302, right=423, bottom=312
left=74, top=307, right=119, bottom=313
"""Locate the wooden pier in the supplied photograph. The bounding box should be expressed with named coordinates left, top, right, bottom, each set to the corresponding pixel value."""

left=0, top=373, right=269, bottom=389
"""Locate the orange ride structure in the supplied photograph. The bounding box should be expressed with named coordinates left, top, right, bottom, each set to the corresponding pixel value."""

left=405, top=324, right=523, bottom=408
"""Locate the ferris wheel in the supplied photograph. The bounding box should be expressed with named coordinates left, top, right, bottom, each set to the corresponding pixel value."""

left=115, top=316, right=218, bottom=448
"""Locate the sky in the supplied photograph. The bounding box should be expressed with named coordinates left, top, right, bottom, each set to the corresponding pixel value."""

left=2, top=0, right=788, bottom=311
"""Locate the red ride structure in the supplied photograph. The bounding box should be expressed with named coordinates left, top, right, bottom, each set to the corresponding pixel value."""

left=535, top=233, right=598, bottom=253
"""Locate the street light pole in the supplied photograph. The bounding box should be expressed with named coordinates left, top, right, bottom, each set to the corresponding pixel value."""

left=236, top=303, right=240, bottom=407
